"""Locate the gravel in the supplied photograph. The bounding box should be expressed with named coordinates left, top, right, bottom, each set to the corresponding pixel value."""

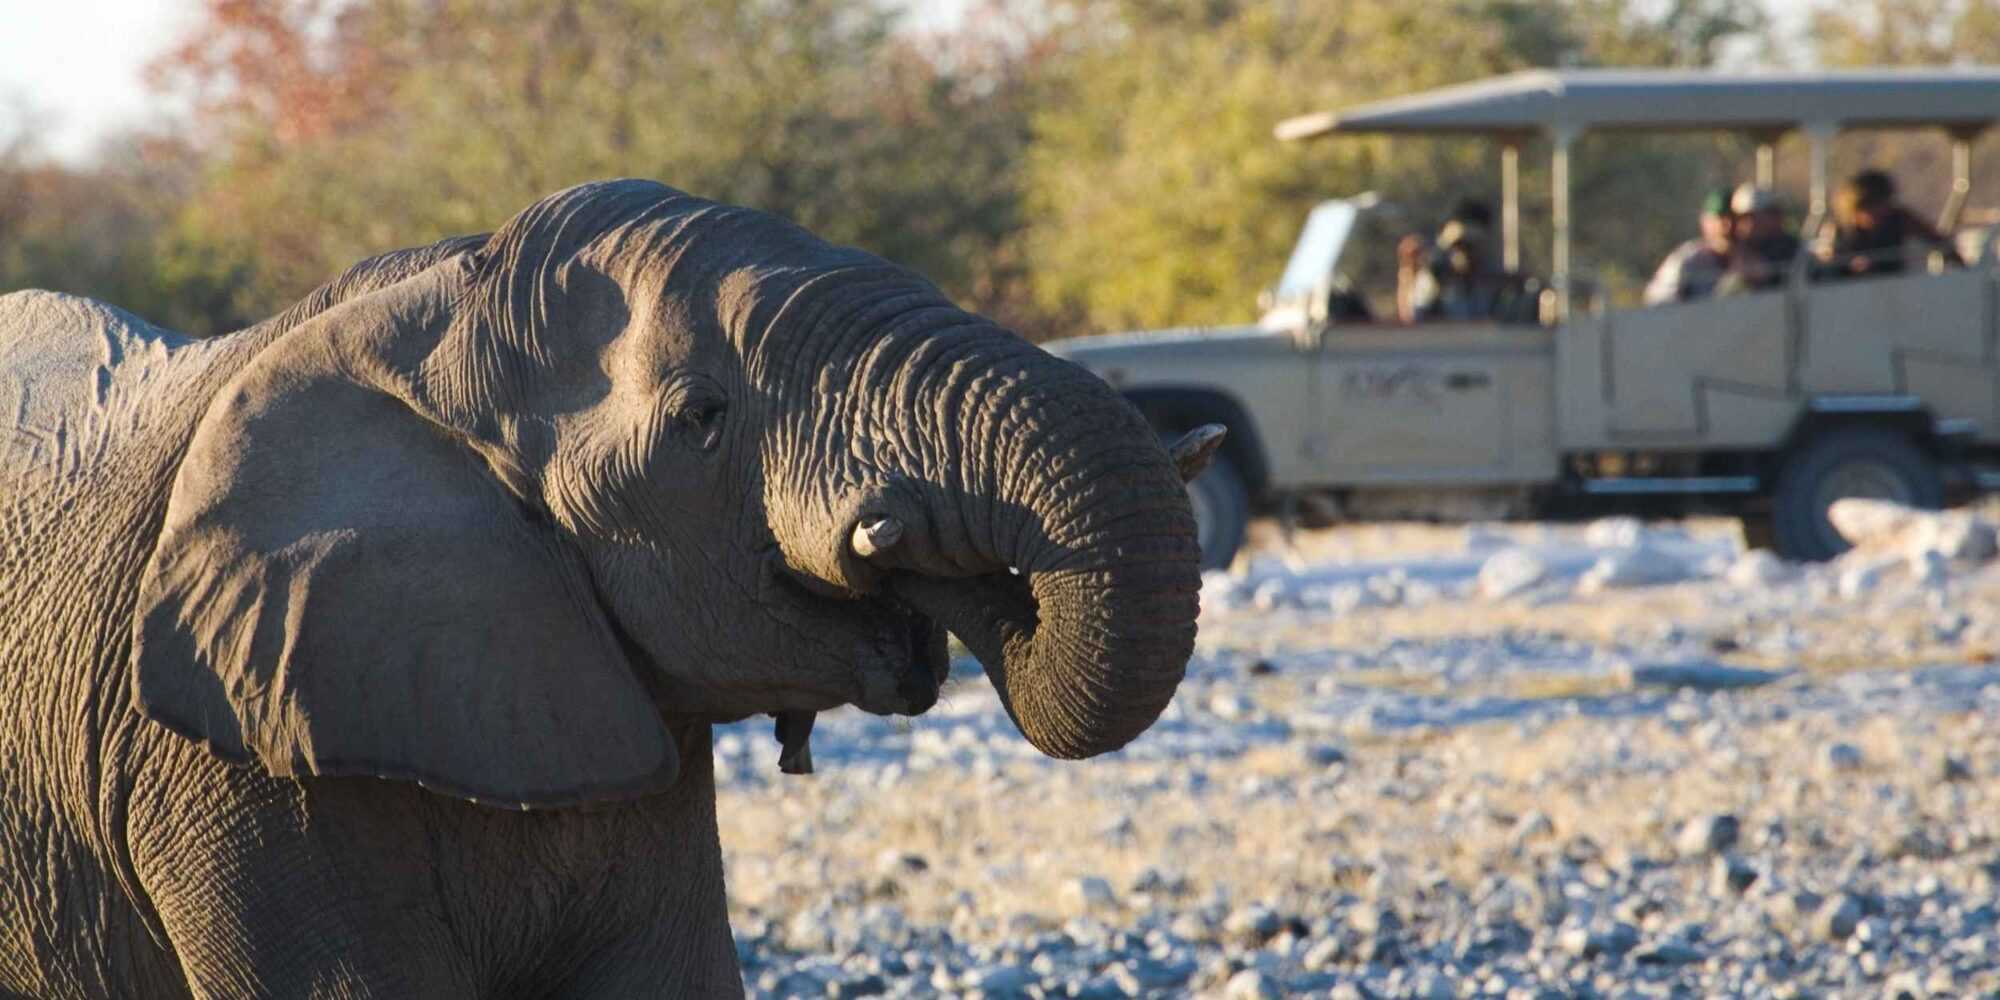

left=720, top=515, right=2000, bottom=998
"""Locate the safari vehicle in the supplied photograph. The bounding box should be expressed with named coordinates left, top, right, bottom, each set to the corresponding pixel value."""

left=1046, top=69, right=2000, bottom=568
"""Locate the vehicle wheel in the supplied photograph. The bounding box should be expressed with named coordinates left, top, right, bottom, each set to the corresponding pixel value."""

left=1769, top=427, right=1943, bottom=561
left=1184, top=453, right=1250, bottom=572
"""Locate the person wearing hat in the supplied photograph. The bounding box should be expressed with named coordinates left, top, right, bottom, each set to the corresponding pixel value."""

left=1720, top=183, right=1801, bottom=293
left=1643, top=188, right=1735, bottom=306
left=1819, top=169, right=1960, bottom=279
left=1401, top=199, right=1508, bottom=322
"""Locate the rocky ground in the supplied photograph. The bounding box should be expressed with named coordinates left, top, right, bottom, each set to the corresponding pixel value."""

left=714, top=509, right=2000, bottom=998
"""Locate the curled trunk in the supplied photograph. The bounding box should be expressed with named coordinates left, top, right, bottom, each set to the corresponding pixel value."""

left=878, top=333, right=1203, bottom=758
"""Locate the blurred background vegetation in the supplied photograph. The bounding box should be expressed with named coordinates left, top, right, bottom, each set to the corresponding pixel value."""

left=4, top=0, right=1999, bottom=339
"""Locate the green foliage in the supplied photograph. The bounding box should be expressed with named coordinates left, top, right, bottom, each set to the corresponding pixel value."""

left=1019, top=0, right=1768, bottom=332
left=19, top=0, right=1992, bottom=345
left=148, top=0, right=1040, bottom=330
left=1802, top=0, right=2000, bottom=223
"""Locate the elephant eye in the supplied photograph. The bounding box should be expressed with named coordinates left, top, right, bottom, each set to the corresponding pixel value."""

left=678, top=399, right=726, bottom=453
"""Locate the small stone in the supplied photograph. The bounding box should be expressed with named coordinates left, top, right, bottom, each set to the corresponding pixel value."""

left=1069, top=976, right=1130, bottom=1000
left=1557, top=925, right=1593, bottom=958
left=1127, top=867, right=1171, bottom=894
left=1815, top=893, right=1863, bottom=941
left=1224, top=905, right=1283, bottom=943
left=1942, top=754, right=1974, bottom=782
left=1479, top=548, right=1549, bottom=599
left=1409, top=971, right=1455, bottom=1000
left=874, top=850, right=929, bottom=877
left=1577, top=545, right=1690, bottom=592
left=1597, top=922, right=1640, bottom=957
left=1349, top=904, right=1403, bottom=938
left=1584, top=517, right=1645, bottom=548
left=1245, top=658, right=1279, bottom=677
left=1676, top=814, right=1741, bottom=856
left=1925, top=967, right=1960, bottom=995
left=1206, top=690, right=1256, bottom=721
left=828, top=974, right=888, bottom=998
left=1911, top=549, right=1949, bottom=586
left=1116, top=956, right=1193, bottom=991
left=1826, top=742, right=1865, bottom=772
left=1558, top=922, right=1637, bottom=959
left=1300, top=743, right=1348, bottom=767
left=1632, top=941, right=1703, bottom=965
left=1878, top=971, right=1922, bottom=1000
left=967, top=965, right=1033, bottom=996
left=1302, top=935, right=1346, bottom=971
left=1511, top=810, right=1556, bottom=848
left=1250, top=579, right=1294, bottom=611
left=1060, top=876, right=1118, bottom=914
left=1711, top=855, right=1758, bottom=895
left=1726, top=549, right=1794, bottom=587
left=1223, top=969, right=1281, bottom=1000
left=1837, top=556, right=1897, bottom=599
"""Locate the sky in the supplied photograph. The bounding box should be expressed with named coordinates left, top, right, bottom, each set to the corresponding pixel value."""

left=3, top=0, right=1819, bottom=165
left=1, top=2, right=201, bottom=161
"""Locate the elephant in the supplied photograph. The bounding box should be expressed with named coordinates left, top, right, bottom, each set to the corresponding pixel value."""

left=0, top=179, right=1217, bottom=997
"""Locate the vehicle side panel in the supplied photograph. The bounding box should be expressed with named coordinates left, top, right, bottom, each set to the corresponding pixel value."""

left=1800, top=269, right=1996, bottom=434
left=1566, top=269, right=2000, bottom=449
left=1309, top=323, right=1557, bottom=484
left=1598, top=291, right=1792, bottom=442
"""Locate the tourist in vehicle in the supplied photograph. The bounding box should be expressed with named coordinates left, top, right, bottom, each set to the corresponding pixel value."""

left=1400, top=199, right=1510, bottom=322
left=1643, top=188, right=1734, bottom=305
left=1720, top=184, right=1801, bottom=292
left=1820, top=169, right=1960, bottom=278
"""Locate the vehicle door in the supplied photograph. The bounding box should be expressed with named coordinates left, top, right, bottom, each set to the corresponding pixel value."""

left=1307, top=322, right=1558, bottom=484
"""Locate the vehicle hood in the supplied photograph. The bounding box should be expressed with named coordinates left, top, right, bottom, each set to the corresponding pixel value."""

left=1042, top=323, right=1293, bottom=367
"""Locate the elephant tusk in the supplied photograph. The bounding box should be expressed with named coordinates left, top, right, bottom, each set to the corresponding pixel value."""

left=1168, top=424, right=1228, bottom=483
left=850, top=516, right=905, bottom=559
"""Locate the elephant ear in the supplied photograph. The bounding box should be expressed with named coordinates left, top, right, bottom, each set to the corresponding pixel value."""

left=131, top=303, right=677, bottom=809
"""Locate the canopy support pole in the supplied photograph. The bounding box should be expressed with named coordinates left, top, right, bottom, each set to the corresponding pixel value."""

left=1939, top=128, right=1979, bottom=234
left=1501, top=141, right=1521, bottom=273
left=1551, top=128, right=1574, bottom=321
left=1755, top=142, right=1776, bottom=189
left=1802, top=124, right=1835, bottom=247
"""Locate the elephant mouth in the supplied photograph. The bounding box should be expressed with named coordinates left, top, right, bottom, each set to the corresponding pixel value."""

left=763, top=554, right=951, bottom=717
left=872, top=591, right=951, bottom=715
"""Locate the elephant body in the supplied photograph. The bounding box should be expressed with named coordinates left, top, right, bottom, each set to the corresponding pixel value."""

left=0, top=182, right=1203, bottom=997
left=1, top=282, right=737, bottom=996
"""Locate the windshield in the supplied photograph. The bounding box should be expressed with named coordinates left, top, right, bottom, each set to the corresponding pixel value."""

left=1273, top=199, right=1359, bottom=301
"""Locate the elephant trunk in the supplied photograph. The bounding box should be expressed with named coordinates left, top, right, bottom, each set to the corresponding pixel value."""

left=868, top=328, right=1204, bottom=759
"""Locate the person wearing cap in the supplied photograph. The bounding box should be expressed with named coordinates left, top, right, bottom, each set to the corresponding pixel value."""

left=1819, top=169, right=1961, bottom=279
left=1643, top=188, right=1735, bottom=306
left=1402, top=199, right=1508, bottom=322
left=1720, top=183, right=1801, bottom=293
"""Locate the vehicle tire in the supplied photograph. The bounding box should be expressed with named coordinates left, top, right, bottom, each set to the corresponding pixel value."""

left=1184, top=453, right=1250, bottom=572
left=1769, top=427, right=1943, bottom=561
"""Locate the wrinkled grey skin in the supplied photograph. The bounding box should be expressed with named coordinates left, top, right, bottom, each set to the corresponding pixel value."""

left=0, top=180, right=1202, bottom=997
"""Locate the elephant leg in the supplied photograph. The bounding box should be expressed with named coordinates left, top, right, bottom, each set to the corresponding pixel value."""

left=128, top=764, right=478, bottom=999
left=550, top=925, right=744, bottom=1000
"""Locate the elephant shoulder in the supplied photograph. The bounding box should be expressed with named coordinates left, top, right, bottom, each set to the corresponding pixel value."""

left=0, top=290, right=203, bottom=472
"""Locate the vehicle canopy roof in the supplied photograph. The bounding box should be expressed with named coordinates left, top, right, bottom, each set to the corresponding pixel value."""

left=1274, top=68, right=2000, bottom=141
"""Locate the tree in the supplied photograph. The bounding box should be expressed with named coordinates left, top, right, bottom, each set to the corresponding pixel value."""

left=1018, top=0, right=1770, bottom=332
left=1803, top=0, right=2000, bottom=224
left=147, top=0, right=1050, bottom=332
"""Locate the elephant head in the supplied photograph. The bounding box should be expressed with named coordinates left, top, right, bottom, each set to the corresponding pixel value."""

left=132, top=180, right=1209, bottom=808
